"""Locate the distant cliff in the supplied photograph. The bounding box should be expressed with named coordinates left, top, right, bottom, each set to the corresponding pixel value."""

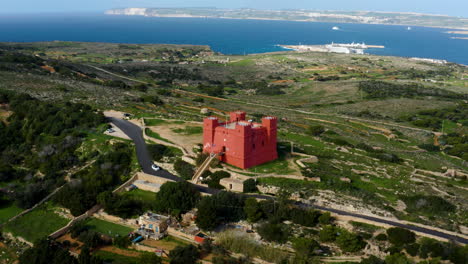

left=105, top=8, right=468, bottom=30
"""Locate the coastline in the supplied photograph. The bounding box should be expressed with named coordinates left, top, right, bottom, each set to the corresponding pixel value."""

left=105, top=13, right=468, bottom=31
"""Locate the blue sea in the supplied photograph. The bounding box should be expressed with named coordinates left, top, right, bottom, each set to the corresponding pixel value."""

left=0, top=13, right=467, bottom=65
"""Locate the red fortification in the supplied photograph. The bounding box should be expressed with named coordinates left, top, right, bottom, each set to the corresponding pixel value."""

left=203, top=111, right=278, bottom=169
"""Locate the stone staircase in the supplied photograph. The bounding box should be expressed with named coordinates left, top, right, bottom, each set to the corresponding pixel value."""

left=192, top=153, right=218, bottom=184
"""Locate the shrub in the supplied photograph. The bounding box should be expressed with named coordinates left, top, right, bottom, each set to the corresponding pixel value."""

left=386, top=227, right=416, bottom=246
left=243, top=178, right=258, bottom=193
left=257, top=221, right=290, bottom=243
left=173, top=159, right=195, bottom=180
left=336, top=230, right=366, bottom=253
left=169, top=244, right=200, bottom=264
left=308, top=125, right=325, bottom=136
left=375, top=233, right=388, bottom=241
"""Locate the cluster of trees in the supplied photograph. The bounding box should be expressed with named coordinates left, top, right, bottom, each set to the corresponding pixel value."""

left=0, top=90, right=107, bottom=210
left=141, top=95, right=164, bottom=106
left=148, top=144, right=178, bottom=162
left=19, top=239, right=90, bottom=264
left=401, top=195, right=456, bottom=217
left=197, top=84, right=225, bottom=97
left=97, top=191, right=145, bottom=218
left=380, top=227, right=468, bottom=264
left=154, top=181, right=201, bottom=216
left=401, top=103, right=468, bottom=131
left=53, top=143, right=134, bottom=216
left=196, top=191, right=246, bottom=230
left=358, top=80, right=464, bottom=100
left=319, top=225, right=366, bottom=252
left=201, top=171, right=230, bottom=189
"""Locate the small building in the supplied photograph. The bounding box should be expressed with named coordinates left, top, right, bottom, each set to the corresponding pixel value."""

left=220, top=177, right=245, bottom=192
left=136, top=212, right=169, bottom=240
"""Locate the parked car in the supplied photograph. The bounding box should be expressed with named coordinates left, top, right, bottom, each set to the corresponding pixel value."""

left=151, top=164, right=160, bottom=171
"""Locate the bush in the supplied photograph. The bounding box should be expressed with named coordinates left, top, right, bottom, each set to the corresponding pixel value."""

left=319, top=225, right=337, bottom=242
left=173, top=159, right=195, bottom=180
left=386, top=227, right=416, bottom=246
left=243, top=179, right=258, bottom=193
left=141, top=95, right=164, bottom=105
left=169, top=244, right=200, bottom=264
left=113, top=235, right=131, bottom=248
left=375, top=233, right=388, bottom=241
left=336, top=230, right=366, bottom=253
left=418, top=144, right=440, bottom=152
left=318, top=212, right=333, bottom=225
left=257, top=221, right=290, bottom=243
left=308, top=125, right=325, bottom=136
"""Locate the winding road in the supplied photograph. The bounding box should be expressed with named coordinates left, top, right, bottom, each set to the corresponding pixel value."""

left=109, top=116, right=468, bottom=245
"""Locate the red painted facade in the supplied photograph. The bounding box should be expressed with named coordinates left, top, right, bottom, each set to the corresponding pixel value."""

left=203, top=111, right=278, bottom=169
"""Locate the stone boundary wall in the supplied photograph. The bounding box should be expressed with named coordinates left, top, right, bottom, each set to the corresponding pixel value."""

left=49, top=205, right=102, bottom=239
left=113, top=174, right=138, bottom=193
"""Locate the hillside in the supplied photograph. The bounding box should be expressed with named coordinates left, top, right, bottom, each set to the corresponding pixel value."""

left=0, top=42, right=467, bottom=264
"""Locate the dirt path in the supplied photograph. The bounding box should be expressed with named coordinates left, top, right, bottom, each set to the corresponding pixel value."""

left=99, top=245, right=142, bottom=257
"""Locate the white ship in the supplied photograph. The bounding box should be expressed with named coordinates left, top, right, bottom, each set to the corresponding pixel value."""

left=332, top=26, right=340, bottom=30
left=407, top=27, right=412, bottom=30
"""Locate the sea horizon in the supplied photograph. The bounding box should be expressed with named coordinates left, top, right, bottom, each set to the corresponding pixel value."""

left=0, top=13, right=467, bottom=65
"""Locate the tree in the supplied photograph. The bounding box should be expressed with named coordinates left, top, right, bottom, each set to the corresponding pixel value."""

left=386, top=227, right=416, bottom=246
left=292, top=237, right=320, bottom=261
left=196, top=197, right=218, bottom=230
left=113, top=235, right=131, bottom=248
left=243, top=197, right=263, bottom=223
left=384, top=253, right=413, bottom=264
left=196, top=191, right=245, bottom=230
left=243, top=178, right=258, bottom=193
left=318, top=212, right=333, bottom=225
left=173, top=159, right=195, bottom=180
left=19, top=239, right=78, bottom=264
left=155, top=181, right=200, bottom=216
left=335, top=230, right=366, bottom=253
left=78, top=247, right=103, bottom=264
left=257, top=221, right=290, bottom=243
left=319, top=225, right=337, bottom=242
left=169, top=244, right=200, bottom=264
left=139, top=252, right=162, bottom=264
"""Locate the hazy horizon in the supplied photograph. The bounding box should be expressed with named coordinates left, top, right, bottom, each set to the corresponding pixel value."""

left=2, top=0, right=467, bottom=18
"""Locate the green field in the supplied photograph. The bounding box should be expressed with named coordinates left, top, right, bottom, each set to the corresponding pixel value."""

left=86, top=218, right=134, bottom=237
left=0, top=203, right=23, bottom=224
left=3, top=205, right=69, bottom=243
left=121, top=189, right=156, bottom=204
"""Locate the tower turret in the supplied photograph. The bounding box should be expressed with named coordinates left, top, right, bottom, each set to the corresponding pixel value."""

left=230, top=111, right=246, bottom=122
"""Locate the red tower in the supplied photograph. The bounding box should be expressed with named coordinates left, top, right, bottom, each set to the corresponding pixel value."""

left=202, top=111, right=278, bottom=169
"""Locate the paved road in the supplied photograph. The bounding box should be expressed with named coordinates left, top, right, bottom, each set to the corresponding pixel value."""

left=109, top=117, right=468, bottom=245
left=109, top=117, right=219, bottom=194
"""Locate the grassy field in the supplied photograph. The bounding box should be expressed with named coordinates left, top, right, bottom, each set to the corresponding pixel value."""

left=3, top=204, right=69, bottom=243
left=85, top=218, right=134, bottom=237
left=0, top=203, right=23, bottom=224
left=145, top=128, right=174, bottom=144
left=120, top=189, right=156, bottom=204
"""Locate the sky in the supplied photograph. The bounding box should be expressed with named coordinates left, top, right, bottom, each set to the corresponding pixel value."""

left=2, top=0, right=467, bottom=17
